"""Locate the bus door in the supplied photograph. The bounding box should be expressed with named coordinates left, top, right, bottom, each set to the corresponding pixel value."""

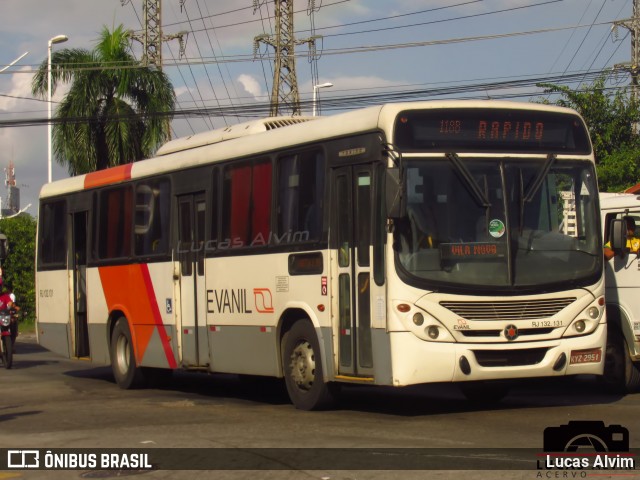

left=331, top=164, right=375, bottom=377
left=177, top=193, right=208, bottom=367
left=71, top=211, right=89, bottom=358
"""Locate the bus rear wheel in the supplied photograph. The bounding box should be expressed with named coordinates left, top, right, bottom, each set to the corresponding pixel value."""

left=281, top=320, right=337, bottom=410
left=110, top=317, right=145, bottom=389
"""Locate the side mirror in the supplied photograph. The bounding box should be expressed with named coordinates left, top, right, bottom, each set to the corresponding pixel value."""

left=385, top=167, right=404, bottom=219
left=610, top=219, right=629, bottom=255
left=0, top=234, right=8, bottom=261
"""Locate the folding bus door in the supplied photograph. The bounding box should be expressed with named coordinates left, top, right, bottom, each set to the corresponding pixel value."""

left=71, top=211, right=89, bottom=358
left=331, top=164, right=375, bottom=378
left=177, top=193, right=209, bottom=367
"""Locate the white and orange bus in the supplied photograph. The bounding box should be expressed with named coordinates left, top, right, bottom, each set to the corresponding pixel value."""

left=36, top=101, right=606, bottom=409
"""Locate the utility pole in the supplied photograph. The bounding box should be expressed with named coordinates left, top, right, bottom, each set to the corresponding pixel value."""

left=614, top=0, right=640, bottom=99
left=254, top=0, right=321, bottom=116
left=121, top=0, right=187, bottom=69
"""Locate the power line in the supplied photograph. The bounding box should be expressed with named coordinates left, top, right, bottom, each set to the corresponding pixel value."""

left=315, top=0, right=565, bottom=39
left=179, top=1, right=220, bottom=129
left=0, top=68, right=626, bottom=129
left=548, top=0, right=595, bottom=73
left=561, top=0, right=607, bottom=75
left=199, top=0, right=243, bottom=125
left=4, top=20, right=619, bottom=74
left=295, top=0, right=485, bottom=35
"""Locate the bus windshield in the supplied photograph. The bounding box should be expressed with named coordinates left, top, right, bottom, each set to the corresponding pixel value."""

left=394, top=156, right=601, bottom=292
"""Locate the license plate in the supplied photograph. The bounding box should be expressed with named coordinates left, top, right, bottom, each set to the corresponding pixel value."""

left=569, top=348, right=602, bottom=364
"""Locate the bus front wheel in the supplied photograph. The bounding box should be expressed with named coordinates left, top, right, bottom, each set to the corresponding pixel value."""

left=602, top=328, right=640, bottom=393
left=281, top=320, right=337, bottom=410
left=110, top=317, right=145, bottom=389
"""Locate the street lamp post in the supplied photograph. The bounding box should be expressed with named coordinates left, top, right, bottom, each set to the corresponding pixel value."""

left=48, top=34, right=68, bottom=183
left=312, top=82, right=333, bottom=117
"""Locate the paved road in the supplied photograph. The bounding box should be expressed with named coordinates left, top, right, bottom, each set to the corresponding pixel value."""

left=1, top=335, right=638, bottom=480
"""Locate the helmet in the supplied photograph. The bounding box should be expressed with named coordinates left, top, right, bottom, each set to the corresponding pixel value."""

left=9, top=293, right=15, bottom=303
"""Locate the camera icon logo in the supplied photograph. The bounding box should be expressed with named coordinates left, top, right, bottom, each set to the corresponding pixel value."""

left=543, top=421, right=629, bottom=452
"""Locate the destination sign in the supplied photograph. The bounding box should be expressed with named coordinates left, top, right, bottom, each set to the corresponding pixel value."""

left=439, top=242, right=507, bottom=261
left=394, top=108, right=591, bottom=154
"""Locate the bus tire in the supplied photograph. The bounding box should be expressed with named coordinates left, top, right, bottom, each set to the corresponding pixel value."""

left=602, top=328, right=640, bottom=393
left=110, top=317, right=145, bottom=389
left=281, top=320, right=337, bottom=410
left=460, top=381, right=510, bottom=404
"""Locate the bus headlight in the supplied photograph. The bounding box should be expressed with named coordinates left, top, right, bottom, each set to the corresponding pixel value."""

left=587, top=307, right=600, bottom=320
left=562, top=301, right=603, bottom=338
left=393, top=301, right=454, bottom=342
left=427, top=325, right=440, bottom=339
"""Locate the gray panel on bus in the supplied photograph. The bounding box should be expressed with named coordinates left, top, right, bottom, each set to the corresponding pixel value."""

left=208, top=325, right=280, bottom=376
left=38, top=322, right=70, bottom=358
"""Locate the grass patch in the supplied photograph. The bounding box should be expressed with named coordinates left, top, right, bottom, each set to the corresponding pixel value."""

left=18, top=317, right=36, bottom=335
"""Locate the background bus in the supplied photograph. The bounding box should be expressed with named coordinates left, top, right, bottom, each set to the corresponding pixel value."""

left=36, top=101, right=606, bottom=410
left=600, top=192, right=640, bottom=392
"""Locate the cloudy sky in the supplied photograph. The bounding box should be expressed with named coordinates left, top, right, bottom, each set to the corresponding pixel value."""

left=0, top=0, right=634, bottom=211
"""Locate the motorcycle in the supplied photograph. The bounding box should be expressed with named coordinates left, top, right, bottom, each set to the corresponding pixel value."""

left=0, top=308, right=17, bottom=369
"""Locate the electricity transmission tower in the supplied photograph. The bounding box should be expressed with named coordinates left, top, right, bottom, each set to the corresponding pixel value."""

left=614, top=0, right=640, bottom=98
left=254, top=0, right=322, bottom=116
left=121, top=0, right=187, bottom=69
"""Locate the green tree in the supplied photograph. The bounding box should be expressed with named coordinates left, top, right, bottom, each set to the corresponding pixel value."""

left=537, top=77, right=640, bottom=192
left=31, top=25, right=176, bottom=175
left=0, top=215, right=36, bottom=321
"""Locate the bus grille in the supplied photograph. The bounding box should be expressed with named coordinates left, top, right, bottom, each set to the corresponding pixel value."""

left=460, top=327, right=556, bottom=338
left=440, top=298, right=576, bottom=321
left=472, top=348, right=549, bottom=367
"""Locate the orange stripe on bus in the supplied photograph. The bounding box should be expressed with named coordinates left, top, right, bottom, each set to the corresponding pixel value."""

left=139, top=264, right=178, bottom=369
left=98, top=264, right=177, bottom=368
left=84, top=163, right=133, bottom=189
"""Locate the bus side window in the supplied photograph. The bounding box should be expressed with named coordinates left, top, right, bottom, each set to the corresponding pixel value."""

left=39, top=200, right=67, bottom=266
left=277, top=149, right=325, bottom=243
left=98, top=186, right=133, bottom=259
left=223, top=159, right=272, bottom=248
left=134, top=179, right=170, bottom=256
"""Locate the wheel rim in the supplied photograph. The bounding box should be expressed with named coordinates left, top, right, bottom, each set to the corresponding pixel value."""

left=289, top=339, right=316, bottom=392
left=115, top=334, right=131, bottom=376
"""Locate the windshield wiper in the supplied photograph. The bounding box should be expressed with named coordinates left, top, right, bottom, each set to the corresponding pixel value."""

left=445, top=153, right=490, bottom=208
left=523, top=153, right=556, bottom=202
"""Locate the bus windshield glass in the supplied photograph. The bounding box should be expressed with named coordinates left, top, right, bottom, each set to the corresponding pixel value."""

left=394, top=157, right=601, bottom=291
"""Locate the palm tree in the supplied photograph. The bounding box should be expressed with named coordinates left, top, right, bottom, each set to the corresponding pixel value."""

left=32, top=25, right=176, bottom=175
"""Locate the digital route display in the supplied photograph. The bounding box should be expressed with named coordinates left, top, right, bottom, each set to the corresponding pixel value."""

left=394, top=108, right=591, bottom=154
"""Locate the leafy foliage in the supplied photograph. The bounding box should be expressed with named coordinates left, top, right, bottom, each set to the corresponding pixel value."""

left=537, top=77, right=640, bottom=192
left=31, top=25, right=176, bottom=175
left=0, top=215, right=36, bottom=321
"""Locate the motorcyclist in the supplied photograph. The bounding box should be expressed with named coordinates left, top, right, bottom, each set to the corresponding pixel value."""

left=0, top=291, right=19, bottom=345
